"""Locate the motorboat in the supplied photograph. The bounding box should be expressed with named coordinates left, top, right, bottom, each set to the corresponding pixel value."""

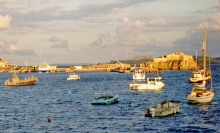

left=129, top=77, right=165, bottom=90
left=38, top=62, right=50, bottom=73
left=67, top=73, right=80, bottom=80
left=187, top=25, right=214, bottom=104
left=91, top=92, right=120, bottom=105
left=5, top=72, right=38, bottom=86
left=132, top=68, right=145, bottom=80
left=144, top=100, right=182, bottom=117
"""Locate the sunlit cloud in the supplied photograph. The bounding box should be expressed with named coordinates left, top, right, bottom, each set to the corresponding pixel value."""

left=0, top=14, right=12, bottom=29
left=122, top=15, right=129, bottom=23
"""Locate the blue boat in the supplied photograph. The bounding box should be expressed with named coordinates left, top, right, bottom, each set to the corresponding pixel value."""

left=91, top=93, right=120, bottom=105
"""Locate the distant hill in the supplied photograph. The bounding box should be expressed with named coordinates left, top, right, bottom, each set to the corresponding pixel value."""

left=51, top=63, right=94, bottom=67
left=193, top=56, right=220, bottom=64
left=109, top=56, right=154, bottom=67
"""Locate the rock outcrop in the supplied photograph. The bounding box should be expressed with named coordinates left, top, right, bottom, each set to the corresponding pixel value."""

left=141, top=52, right=198, bottom=70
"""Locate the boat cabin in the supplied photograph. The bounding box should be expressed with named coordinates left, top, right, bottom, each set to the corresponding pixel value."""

left=133, top=68, right=145, bottom=80
left=147, top=77, right=163, bottom=84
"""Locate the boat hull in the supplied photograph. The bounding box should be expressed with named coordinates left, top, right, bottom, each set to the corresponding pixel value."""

left=187, top=92, right=214, bottom=104
left=91, top=95, right=120, bottom=105
left=67, top=74, right=80, bottom=80
left=189, top=76, right=211, bottom=83
left=38, top=70, right=50, bottom=73
left=130, top=83, right=165, bottom=90
left=5, top=80, right=38, bottom=86
left=145, top=100, right=181, bottom=117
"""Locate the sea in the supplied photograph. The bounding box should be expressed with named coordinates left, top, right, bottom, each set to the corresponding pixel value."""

left=0, top=65, right=220, bottom=133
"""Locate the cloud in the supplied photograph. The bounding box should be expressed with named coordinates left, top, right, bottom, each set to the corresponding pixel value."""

left=49, top=36, right=74, bottom=50
left=172, top=27, right=220, bottom=57
left=0, top=14, right=12, bottom=29
left=214, top=0, right=220, bottom=12
left=148, top=18, right=173, bottom=27
left=49, top=36, right=63, bottom=42
left=6, top=29, right=29, bottom=35
left=90, top=31, right=113, bottom=48
left=123, top=15, right=129, bottom=23
left=116, top=21, right=139, bottom=46
left=14, top=49, right=37, bottom=56
left=0, top=38, right=37, bottom=56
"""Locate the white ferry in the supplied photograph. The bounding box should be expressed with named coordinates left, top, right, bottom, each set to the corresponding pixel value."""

left=38, top=62, right=50, bottom=73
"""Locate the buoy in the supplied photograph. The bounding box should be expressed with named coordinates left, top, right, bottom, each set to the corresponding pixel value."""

left=48, top=118, right=51, bottom=123
left=69, top=92, right=71, bottom=94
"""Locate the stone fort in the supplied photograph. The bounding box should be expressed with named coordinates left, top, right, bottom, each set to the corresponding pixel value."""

left=153, top=52, right=194, bottom=62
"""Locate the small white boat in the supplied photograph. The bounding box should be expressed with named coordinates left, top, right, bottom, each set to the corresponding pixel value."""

left=67, top=73, right=80, bottom=80
left=145, top=100, right=182, bottom=117
left=129, top=77, right=165, bottom=90
left=132, top=68, right=145, bottom=80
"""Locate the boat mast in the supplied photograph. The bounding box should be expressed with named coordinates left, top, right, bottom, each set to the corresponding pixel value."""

left=203, top=26, right=207, bottom=79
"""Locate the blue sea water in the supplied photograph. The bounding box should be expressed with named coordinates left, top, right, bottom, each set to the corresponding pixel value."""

left=0, top=66, right=220, bottom=132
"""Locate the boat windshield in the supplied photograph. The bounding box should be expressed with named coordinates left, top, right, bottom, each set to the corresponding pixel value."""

left=149, top=78, right=156, bottom=81
left=156, top=79, right=162, bottom=82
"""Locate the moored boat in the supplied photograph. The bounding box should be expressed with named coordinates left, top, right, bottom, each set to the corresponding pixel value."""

left=187, top=25, right=214, bottom=104
left=187, top=81, right=214, bottom=104
left=189, top=70, right=210, bottom=83
left=5, top=72, right=38, bottom=86
left=38, top=62, right=50, bottom=73
left=130, top=77, right=165, bottom=90
left=132, top=68, right=145, bottom=80
left=144, top=100, right=182, bottom=117
left=67, top=73, right=80, bottom=80
left=91, top=92, right=120, bottom=105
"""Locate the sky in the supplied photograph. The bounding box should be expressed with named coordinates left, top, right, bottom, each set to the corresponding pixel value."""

left=0, top=0, right=220, bottom=66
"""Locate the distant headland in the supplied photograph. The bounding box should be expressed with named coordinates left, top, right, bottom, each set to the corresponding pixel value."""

left=0, top=52, right=219, bottom=73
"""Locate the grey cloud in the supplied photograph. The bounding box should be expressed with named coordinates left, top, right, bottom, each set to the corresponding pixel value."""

left=0, top=0, right=155, bottom=23
left=213, top=0, right=220, bottom=12
left=6, top=30, right=29, bottom=35
left=48, top=36, right=69, bottom=49
left=172, top=29, right=220, bottom=57
left=51, top=40, right=68, bottom=48
left=49, top=36, right=63, bottom=42
left=13, top=49, right=38, bottom=56
left=0, top=38, right=37, bottom=56
left=90, top=31, right=112, bottom=48
left=116, top=23, right=139, bottom=46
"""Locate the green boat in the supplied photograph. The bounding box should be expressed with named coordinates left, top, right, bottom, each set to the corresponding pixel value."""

left=91, top=93, right=120, bottom=105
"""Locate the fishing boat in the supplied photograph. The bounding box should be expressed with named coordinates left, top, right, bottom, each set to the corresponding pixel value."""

left=187, top=25, right=214, bottom=104
left=67, top=73, right=80, bottom=80
left=91, top=92, right=120, bottom=105
left=38, top=62, right=50, bottom=73
left=144, top=100, right=182, bottom=117
left=5, top=72, right=38, bottom=86
left=129, top=76, right=165, bottom=90
left=189, top=70, right=210, bottom=83
left=132, top=68, right=145, bottom=80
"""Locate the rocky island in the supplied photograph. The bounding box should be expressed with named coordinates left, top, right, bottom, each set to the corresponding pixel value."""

left=141, top=52, right=198, bottom=70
